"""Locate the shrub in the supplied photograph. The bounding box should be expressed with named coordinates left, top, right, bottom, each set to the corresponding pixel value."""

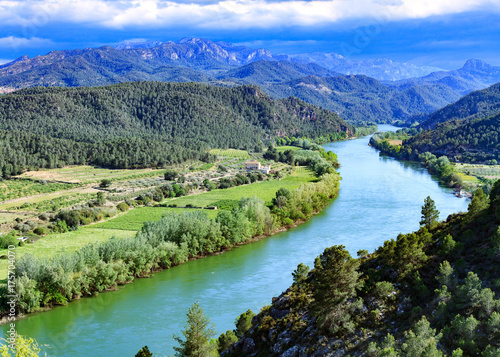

left=0, top=234, right=19, bottom=249
left=117, top=202, right=130, bottom=212
left=99, top=179, right=112, bottom=188
left=33, top=227, right=48, bottom=236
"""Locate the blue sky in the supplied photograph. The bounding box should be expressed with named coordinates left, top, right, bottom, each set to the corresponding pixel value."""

left=0, top=0, right=499, bottom=69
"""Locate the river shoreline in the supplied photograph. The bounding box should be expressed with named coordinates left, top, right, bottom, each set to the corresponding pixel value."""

left=0, top=185, right=340, bottom=325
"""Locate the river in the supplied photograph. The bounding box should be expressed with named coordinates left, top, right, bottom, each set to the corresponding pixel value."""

left=5, top=125, right=469, bottom=356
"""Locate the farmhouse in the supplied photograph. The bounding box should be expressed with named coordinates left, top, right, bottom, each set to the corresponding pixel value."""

left=244, top=160, right=271, bottom=175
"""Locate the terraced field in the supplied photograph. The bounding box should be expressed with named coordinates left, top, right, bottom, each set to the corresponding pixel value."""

left=19, top=166, right=166, bottom=184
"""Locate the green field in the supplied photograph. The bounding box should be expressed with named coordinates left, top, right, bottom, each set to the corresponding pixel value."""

left=0, top=179, right=78, bottom=201
left=457, top=163, right=500, bottom=179
left=0, top=228, right=136, bottom=279
left=19, top=165, right=166, bottom=184
left=95, top=169, right=313, bottom=230
left=275, top=145, right=301, bottom=152
left=164, top=168, right=316, bottom=208
left=0, top=167, right=315, bottom=279
left=209, top=149, right=251, bottom=158
left=94, top=207, right=218, bottom=231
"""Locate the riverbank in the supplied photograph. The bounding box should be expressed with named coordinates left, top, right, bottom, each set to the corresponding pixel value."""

left=1, top=171, right=340, bottom=322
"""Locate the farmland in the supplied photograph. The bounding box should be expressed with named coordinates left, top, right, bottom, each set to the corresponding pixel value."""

left=18, top=165, right=166, bottom=184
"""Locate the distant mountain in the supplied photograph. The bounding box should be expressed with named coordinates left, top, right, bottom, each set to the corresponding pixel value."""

left=419, top=82, right=500, bottom=129
left=0, top=46, right=213, bottom=89
left=389, top=59, right=500, bottom=96
left=286, top=52, right=443, bottom=81
left=261, top=75, right=462, bottom=123
left=217, top=61, right=341, bottom=85
left=2, top=39, right=499, bottom=126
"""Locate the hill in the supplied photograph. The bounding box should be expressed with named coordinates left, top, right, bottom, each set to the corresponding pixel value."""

left=0, top=81, right=352, bottom=177
left=404, top=113, right=500, bottom=164
left=418, top=82, right=500, bottom=129
left=224, top=189, right=500, bottom=356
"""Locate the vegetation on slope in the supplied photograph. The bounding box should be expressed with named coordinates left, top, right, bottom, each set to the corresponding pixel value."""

left=418, top=82, right=500, bottom=129
left=225, top=188, right=500, bottom=356
left=264, top=75, right=461, bottom=124
left=0, top=81, right=352, bottom=177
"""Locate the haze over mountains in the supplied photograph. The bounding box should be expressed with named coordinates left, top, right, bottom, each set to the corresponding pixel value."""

left=1, top=38, right=500, bottom=124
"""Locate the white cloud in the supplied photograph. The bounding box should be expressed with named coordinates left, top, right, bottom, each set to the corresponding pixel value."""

left=0, top=0, right=499, bottom=30
left=0, top=58, right=14, bottom=65
left=0, top=36, right=53, bottom=49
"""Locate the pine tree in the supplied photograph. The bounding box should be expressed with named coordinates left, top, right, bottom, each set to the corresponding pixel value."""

left=135, top=346, right=153, bottom=357
left=420, top=196, right=440, bottom=229
left=173, top=301, right=217, bottom=357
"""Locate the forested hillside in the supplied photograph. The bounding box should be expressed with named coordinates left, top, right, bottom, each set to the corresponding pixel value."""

left=225, top=188, right=500, bottom=356
left=263, top=75, right=461, bottom=123
left=404, top=113, right=500, bottom=163
left=0, top=81, right=352, bottom=177
left=217, top=61, right=341, bottom=85
left=418, top=82, right=500, bottom=129
left=3, top=40, right=500, bottom=126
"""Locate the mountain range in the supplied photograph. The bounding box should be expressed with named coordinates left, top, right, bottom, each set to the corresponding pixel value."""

left=1, top=38, right=500, bottom=124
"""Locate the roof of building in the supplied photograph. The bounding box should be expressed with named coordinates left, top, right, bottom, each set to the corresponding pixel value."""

left=245, top=160, right=260, bottom=164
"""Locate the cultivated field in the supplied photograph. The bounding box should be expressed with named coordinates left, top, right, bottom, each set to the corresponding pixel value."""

left=0, top=147, right=312, bottom=280
left=19, top=165, right=166, bottom=184
left=209, top=148, right=251, bottom=158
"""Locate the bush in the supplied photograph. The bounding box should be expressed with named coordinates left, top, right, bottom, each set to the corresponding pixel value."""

left=164, top=170, right=178, bottom=181
left=99, top=179, right=112, bottom=188
left=117, top=202, right=130, bottom=212
left=0, top=234, right=19, bottom=249
left=33, top=227, right=48, bottom=236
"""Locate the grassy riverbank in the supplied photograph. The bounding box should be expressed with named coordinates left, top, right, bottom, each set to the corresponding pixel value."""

left=0, top=168, right=315, bottom=280
left=1, top=168, right=340, bottom=319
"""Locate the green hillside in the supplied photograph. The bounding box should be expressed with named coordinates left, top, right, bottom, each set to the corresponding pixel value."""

left=263, top=75, right=461, bottom=124
left=419, top=82, right=500, bottom=129
left=0, top=81, right=352, bottom=177
left=225, top=189, right=500, bottom=356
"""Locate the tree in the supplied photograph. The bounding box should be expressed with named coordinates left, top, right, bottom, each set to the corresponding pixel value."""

left=217, top=330, right=237, bottom=353
left=173, top=301, right=217, bottom=357
left=468, top=188, right=489, bottom=216
left=420, top=196, right=439, bottom=229
left=135, top=346, right=153, bottom=357
left=1, top=334, right=45, bottom=357
left=164, top=170, right=179, bottom=181
left=401, top=316, right=443, bottom=357
left=311, top=245, right=361, bottom=335
left=99, top=179, right=112, bottom=188
left=96, top=191, right=106, bottom=206
left=235, top=309, right=255, bottom=338
left=292, top=263, right=310, bottom=286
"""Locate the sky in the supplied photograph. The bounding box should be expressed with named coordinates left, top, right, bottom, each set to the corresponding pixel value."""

left=0, top=0, right=500, bottom=69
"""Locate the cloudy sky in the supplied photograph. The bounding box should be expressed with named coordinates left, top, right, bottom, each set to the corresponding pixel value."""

left=0, top=0, right=499, bottom=69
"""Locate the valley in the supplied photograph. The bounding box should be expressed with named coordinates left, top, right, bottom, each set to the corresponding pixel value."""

left=0, top=28, right=499, bottom=357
